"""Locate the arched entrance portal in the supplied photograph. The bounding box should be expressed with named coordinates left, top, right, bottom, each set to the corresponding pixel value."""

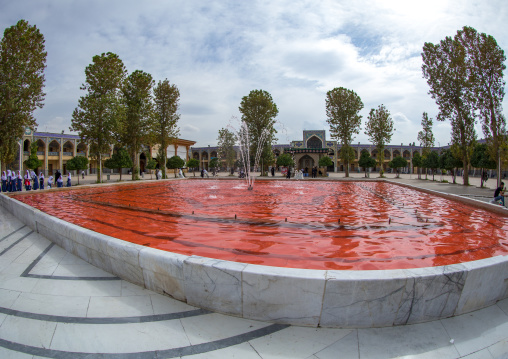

left=299, top=155, right=314, bottom=170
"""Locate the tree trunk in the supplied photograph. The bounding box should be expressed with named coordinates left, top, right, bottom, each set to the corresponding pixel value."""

left=97, top=153, right=102, bottom=183
left=463, top=160, right=469, bottom=186
left=345, top=159, right=349, bottom=177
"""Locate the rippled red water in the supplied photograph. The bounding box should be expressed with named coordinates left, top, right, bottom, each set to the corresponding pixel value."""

left=15, top=179, right=508, bottom=270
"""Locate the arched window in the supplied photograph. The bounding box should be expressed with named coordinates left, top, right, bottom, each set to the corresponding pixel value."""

left=307, top=136, right=322, bottom=149
left=49, top=140, right=60, bottom=153
left=36, top=139, right=45, bottom=154
left=63, top=141, right=74, bottom=155
left=23, top=139, right=31, bottom=152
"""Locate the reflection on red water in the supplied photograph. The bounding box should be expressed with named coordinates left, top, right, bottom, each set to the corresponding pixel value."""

left=16, top=180, right=508, bottom=270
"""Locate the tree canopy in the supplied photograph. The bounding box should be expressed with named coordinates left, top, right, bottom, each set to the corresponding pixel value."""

left=0, top=20, right=47, bottom=170
left=66, top=156, right=89, bottom=184
left=71, top=52, right=127, bottom=183
left=23, top=143, right=42, bottom=171
left=104, top=147, right=132, bottom=181
left=423, top=151, right=440, bottom=181
left=239, top=89, right=278, bottom=175
left=471, top=143, right=497, bottom=187
left=325, top=87, right=363, bottom=177
left=276, top=153, right=294, bottom=168
left=186, top=158, right=199, bottom=177
left=152, top=79, right=180, bottom=179
left=358, top=150, right=376, bottom=177
left=144, top=153, right=157, bottom=180
left=388, top=156, right=408, bottom=178
left=364, top=104, right=394, bottom=173
left=318, top=156, right=333, bottom=168
left=439, top=148, right=463, bottom=184
left=166, top=155, right=185, bottom=177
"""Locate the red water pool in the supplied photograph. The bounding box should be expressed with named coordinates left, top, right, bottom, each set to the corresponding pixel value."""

left=16, top=180, right=508, bottom=270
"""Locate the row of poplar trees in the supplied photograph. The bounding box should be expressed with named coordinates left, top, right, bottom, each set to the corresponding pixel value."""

left=325, top=26, right=506, bottom=185
left=71, top=53, right=180, bottom=182
left=0, top=20, right=181, bottom=182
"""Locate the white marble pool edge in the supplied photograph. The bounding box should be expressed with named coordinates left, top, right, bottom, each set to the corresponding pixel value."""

left=1, top=180, right=507, bottom=329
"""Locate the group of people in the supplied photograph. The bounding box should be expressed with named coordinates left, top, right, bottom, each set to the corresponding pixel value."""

left=0, top=169, right=72, bottom=192
left=155, top=169, right=186, bottom=180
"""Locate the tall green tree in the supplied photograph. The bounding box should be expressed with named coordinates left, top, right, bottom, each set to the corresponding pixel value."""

left=217, top=128, right=236, bottom=171
left=120, top=70, right=154, bottom=180
left=239, top=89, right=278, bottom=176
left=104, top=147, right=132, bottom=181
left=422, top=32, right=477, bottom=185
left=364, top=104, right=394, bottom=175
left=152, top=79, right=180, bottom=179
left=325, top=87, right=363, bottom=177
left=0, top=20, right=47, bottom=171
left=456, top=26, right=506, bottom=186
left=358, top=150, right=376, bottom=178
left=66, top=156, right=89, bottom=185
left=417, top=112, right=435, bottom=179
left=70, top=52, right=127, bottom=183
left=471, top=143, right=497, bottom=188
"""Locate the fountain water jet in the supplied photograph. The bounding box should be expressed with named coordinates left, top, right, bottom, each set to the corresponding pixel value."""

left=227, top=117, right=271, bottom=190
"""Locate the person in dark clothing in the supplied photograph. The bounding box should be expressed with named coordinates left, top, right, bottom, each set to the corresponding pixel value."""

left=493, top=182, right=506, bottom=206
left=271, top=167, right=275, bottom=176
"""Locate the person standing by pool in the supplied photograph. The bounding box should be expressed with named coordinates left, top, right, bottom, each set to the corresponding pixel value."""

left=47, top=175, right=53, bottom=188
left=39, top=172, right=45, bottom=190
left=66, top=173, right=71, bottom=187
left=9, top=170, right=16, bottom=191
left=31, top=170, right=39, bottom=190
left=1, top=171, right=7, bottom=192
left=55, top=170, right=61, bottom=185
left=24, top=170, right=31, bottom=191
left=17, top=171, right=22, bottom=191
left=6, top=170, right=12, bottom=192
left=56, top=174, right=63, bottom=187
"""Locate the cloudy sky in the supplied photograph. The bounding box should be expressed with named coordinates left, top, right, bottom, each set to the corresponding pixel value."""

left=1, top=0, right=507, bottom=147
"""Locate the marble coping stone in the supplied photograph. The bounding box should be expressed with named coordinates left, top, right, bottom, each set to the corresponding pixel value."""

left=2, top=188, right=508, bottom=328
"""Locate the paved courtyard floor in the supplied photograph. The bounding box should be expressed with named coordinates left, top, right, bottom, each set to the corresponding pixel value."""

left=0, top=176, right=507, bottom=358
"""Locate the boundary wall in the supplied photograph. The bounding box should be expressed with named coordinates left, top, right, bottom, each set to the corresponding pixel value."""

left=1, top=180, right=508, bottom=328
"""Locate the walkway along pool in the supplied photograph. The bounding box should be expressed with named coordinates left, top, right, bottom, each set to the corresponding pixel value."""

left=2, top=179, right=508, bottom=328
